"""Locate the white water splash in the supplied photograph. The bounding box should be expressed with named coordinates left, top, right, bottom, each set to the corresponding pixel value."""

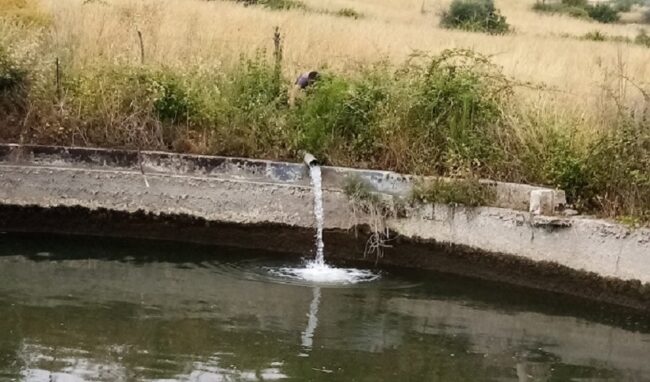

left=308, top=165, right=325, bottom=266
left=271, top=263, right=379, bottom=284
left=265, top=162, right=379, bottom=285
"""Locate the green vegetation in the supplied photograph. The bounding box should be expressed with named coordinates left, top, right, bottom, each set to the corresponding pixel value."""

left=582, top=30, right=608, bottom=41
left=336, top=7, right=363, bottom=19
left=229, top=0, right=364, bottom=18
left=579, top=29, right=650, bottom=48
left=412, top=177, right=496, bottom=207
left=1, top=20, right=649, bottom=222
left=636, top=28, right=650, bottom=46
left=587, top=4, right=620, bottom=23
left=234, top=0, right=306, bottom=10
left=533, top=0, right=621, bottom=24
left=440, top=0, right=510, bottom=35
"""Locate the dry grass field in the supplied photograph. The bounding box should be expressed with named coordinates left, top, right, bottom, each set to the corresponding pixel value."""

left=35, top=0, right=650, bottom=114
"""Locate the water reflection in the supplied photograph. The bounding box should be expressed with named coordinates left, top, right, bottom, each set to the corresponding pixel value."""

left=1, top=234, right=650, bottom=381
left=300, top=287, right=321, bottom=353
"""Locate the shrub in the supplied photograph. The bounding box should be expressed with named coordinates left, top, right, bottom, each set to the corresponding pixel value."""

left=561, top=0, right=587, bottom=7
left=612, top=0, right=644, bottom=12
left=0, top=45, right=27, bottom=94
left=150, top=74, right=193, bottom=124
left=635, top=29, right=650, bottom=47
left=565, top=6, right=590, bottom=19
left=0, top=44, right=29, bottom=111
left=542, top=131, right=590, bottom=205
left=586, top=120, right=650, bottom=220
left=587, top=4, right=620, bottom=23
left=291, top=70, right=387, bottom=160
left=440, top=0, right=510, bottom=35
left=583, top=30, right=607, bottom=41
left=235, top=0, right=305, bottom=10
left=336, top=8, right=363, bottom=19
left=397, top=50, right=512, bottom=175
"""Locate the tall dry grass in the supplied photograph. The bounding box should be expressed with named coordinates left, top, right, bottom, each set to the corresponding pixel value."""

left=37, top=0, right=650, bottom=115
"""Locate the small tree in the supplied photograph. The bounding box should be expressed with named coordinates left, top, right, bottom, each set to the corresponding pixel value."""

left=587, top=4, right=620, bottom=23
left=440, top=0, right=510, bottom=35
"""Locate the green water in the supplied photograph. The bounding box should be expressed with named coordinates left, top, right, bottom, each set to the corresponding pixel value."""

left=1, top=234, right=649, bottom=382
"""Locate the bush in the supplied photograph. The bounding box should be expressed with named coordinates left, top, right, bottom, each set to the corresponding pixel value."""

left=291, top=70, right=387, bottom=160
left=336, top=8, right=363, bottom=19
left=236, top=0, right=305, bottom=10
left=635, top=29, right=650, bottom=47
left=565, top=5, right=590, bottom=18
left=587, top=4, right=620, bottom=23
left=440, top=0, right=510, bottom=35
left=0, top=44, right=29, bottom=112
left=644, top=8, right=650, bottom=24
left=399, top=50, right=512, bottom=175
left=586, top=120, right=650, bottom=219
left=0, top=46, right=27, bottom=94
left=561, top=0, right=587, bottom=7
left=583, top=30, right=607, bottom=41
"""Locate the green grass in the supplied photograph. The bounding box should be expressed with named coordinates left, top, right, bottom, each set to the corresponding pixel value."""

left=0, top=23, right=648, bottom=222
left=412, top=177, right=497, bottom=207
left=533, top=0, right=621, bottom=24
left=441, top=0, right=510, bottom=35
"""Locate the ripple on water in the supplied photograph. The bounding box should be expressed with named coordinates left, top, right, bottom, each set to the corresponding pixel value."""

left=194, top=257, right=419, bottom=289
left=267, top=262, right=379, bottom=285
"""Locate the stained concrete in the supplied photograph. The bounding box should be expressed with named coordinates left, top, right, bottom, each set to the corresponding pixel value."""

left=0, top=144, right=648, bottom=308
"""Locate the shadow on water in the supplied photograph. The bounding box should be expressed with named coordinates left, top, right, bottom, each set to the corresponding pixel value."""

left=1, top=232, right=650, bottom=381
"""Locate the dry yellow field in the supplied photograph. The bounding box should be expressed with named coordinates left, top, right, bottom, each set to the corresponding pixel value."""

left=35, top=0, right=650, bottom=119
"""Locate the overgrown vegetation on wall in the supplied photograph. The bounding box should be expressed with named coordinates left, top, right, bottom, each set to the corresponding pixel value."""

left=0, top=1, right=649, bottom=222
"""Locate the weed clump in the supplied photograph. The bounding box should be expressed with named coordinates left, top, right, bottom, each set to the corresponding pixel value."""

left=412, top=177, right=496, bottom=207
left=440, top=0, right=510, bottom=35
left=533, top=0, right=621, bottom=24
left=336, top=8, right=363, bottom=19
left=0, top=43, right=29, bottom=117
left=234, top=0, right=305, bottom=10
left=582, top=30, right=608, bottom=41
left=635, top=29, right=650, bottom=47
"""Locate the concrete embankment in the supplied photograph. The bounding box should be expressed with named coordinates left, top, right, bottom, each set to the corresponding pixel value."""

left=0, top=144, right=649, bottom=309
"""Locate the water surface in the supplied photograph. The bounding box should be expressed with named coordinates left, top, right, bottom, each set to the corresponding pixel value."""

left=1, top=234, right=649, bottom=381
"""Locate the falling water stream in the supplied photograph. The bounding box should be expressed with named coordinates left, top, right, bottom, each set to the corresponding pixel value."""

left=308, top=165, right=325, bottom=266
left=269, top=162, right=378, bottom=284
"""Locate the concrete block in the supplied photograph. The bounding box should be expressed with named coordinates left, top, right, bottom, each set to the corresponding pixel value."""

left=530, top=190, right=555, bottom=216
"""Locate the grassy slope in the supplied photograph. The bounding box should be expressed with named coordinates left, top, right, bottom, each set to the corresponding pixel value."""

left=0, top=0, right=649, bottom=222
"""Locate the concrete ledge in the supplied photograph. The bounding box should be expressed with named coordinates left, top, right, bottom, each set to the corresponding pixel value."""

left=0, top=144, right=648, bottom=309
left=0, top=144, right=565, bottom=212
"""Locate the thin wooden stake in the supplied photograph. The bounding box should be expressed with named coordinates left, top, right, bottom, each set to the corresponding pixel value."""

left=137, top=30, right=145, bottom=65
left=55, top=57, right=62, bottom=100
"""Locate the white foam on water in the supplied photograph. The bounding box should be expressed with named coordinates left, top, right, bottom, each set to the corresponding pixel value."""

left=269, top=263, right=379, bottom=285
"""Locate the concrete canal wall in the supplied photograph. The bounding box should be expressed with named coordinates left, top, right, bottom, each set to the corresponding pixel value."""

left=0, top=144, right=649, bottom=309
